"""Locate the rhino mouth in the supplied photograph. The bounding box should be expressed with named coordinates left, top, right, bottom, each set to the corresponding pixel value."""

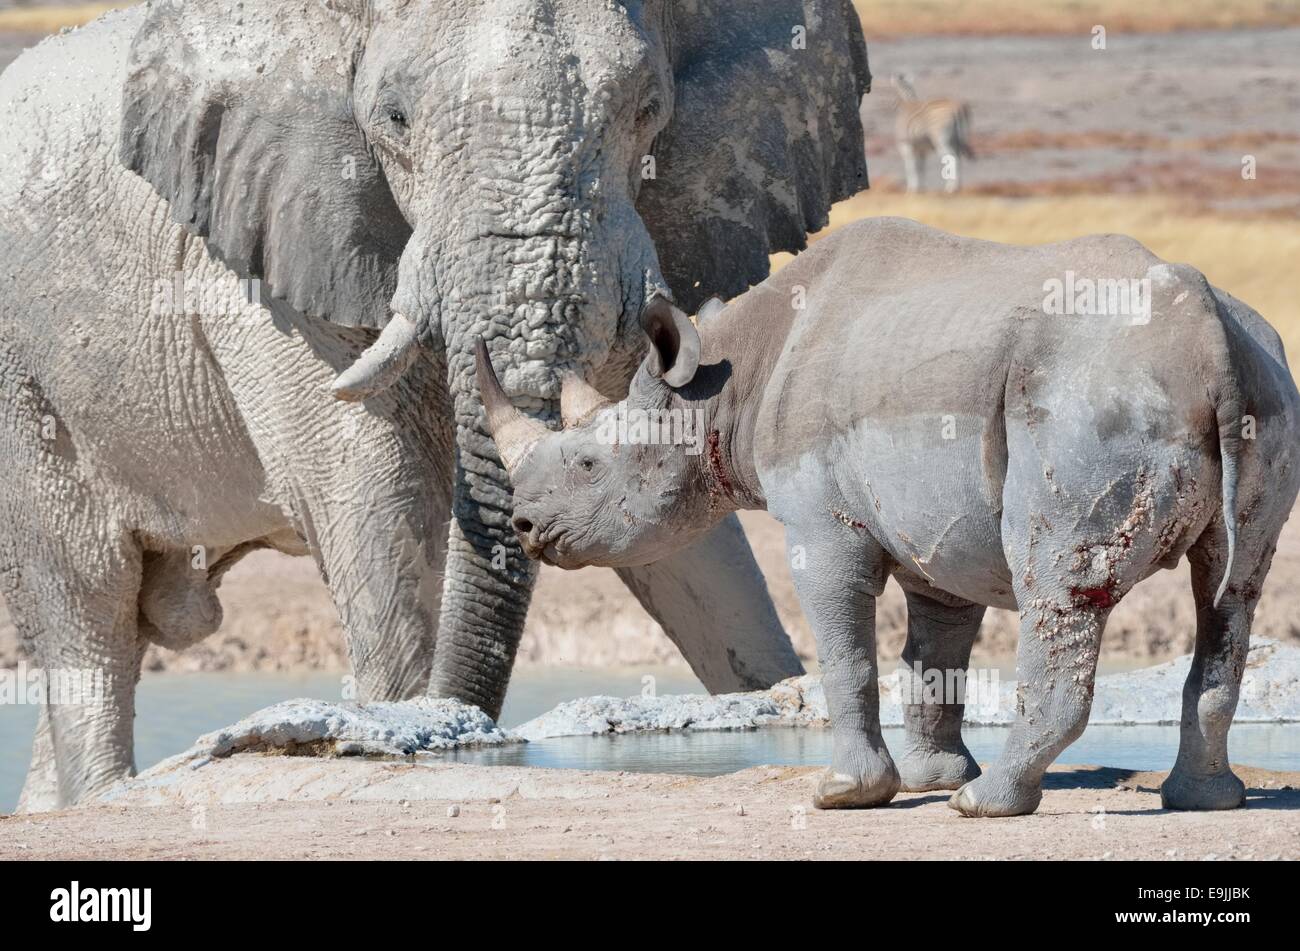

left=519, top=525, right=572, bottom=566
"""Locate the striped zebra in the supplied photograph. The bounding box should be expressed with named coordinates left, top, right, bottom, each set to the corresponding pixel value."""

left=891, top=73, right=974, bottom=194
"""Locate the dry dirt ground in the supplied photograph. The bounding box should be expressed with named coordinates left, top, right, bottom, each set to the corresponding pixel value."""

left=2, top=762, right=1297, bottom=860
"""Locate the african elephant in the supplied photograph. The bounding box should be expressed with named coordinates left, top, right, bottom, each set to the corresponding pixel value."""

left=0, top=0, right=871, bottom=810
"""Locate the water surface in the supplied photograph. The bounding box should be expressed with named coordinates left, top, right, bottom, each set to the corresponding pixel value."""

left=3, top=666, right=1295, bottom=814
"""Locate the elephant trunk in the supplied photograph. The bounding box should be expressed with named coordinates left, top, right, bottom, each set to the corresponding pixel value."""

left=426, top=384, right=542, bottom=717
left=424, top=224, right=640, bottom=717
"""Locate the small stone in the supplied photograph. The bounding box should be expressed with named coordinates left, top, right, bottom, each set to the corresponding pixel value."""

left=734, top=804, right=746, bottom=816
left=447, top=805, right=460, bottom=818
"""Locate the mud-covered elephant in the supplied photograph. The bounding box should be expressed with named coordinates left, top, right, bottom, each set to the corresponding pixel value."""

left=0, top=0, right=871, bottom=810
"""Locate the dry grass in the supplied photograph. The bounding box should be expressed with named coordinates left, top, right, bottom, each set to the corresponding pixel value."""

left=854, top=0, right=1300, bottom=37
left=0, top=3, right=120, bottom=34
left=774, top=193, right=1300, bottom=374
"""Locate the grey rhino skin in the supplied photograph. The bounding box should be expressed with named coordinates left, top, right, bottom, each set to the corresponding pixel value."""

left=0, top=0, right=872, bottom=810
left=480, top=216, right=1300, bottom=817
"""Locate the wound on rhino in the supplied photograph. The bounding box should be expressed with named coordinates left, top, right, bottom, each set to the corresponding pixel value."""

left=478, top=215, right=1300, bottom=819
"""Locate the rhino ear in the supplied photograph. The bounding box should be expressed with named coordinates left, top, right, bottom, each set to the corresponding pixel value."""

left=639, top=0, right=871, bottom=312
left=120, top=0, right=410, bottom=329
left=640, top=293, right=701, bottom=389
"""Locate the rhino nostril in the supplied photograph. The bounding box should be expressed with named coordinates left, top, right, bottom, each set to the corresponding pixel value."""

left=512, top=515, right=534, bottom=536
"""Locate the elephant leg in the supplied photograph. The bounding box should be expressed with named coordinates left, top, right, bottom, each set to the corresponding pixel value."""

left=0, top=399, right=144, bottom=810
left=212, top=307, right=455, bottom=706
left=615, top=513, right=803, bottom=692
left=9, top=530, right=145, bottom=810
left=300, top=468, right=451, bottom=703
left=896, top=585, right=984, bottom=792
left=786, top=526, right=899, bottom=810
left=16, top=704, right=59, bottom=814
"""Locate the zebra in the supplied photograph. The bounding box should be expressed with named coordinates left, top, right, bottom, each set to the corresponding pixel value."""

left=891, top=73, right=974, bottom=194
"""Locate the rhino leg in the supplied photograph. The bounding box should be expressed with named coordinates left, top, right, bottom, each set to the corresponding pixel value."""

left=786, top=523, right=900, bottom=810
left=949, top=598, right=1109, bottom=818
left=1160, top=557, right=1250, bottom=811
left=1161, top=490, right=1288, bottom=811
left=896, top=585, right=984, bottom=792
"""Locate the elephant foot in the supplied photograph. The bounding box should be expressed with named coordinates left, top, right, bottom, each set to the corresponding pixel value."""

left=1160, top=766, right=1246, bottom=811
left=897, top=744, right=981, bottom=793
left=947, top=772, right=1042, bottom=818
left=813, top=756, right=900, bottom=810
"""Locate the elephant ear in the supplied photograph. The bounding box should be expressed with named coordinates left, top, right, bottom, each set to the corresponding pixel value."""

left=120, top=0, right=410, bottom=329
left=639, top=0, right=871, bottom=312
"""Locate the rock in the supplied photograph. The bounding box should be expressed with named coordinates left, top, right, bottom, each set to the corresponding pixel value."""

left=512, top=682, right=824, bottom=741
left=152, top=695, right=518, bottom=767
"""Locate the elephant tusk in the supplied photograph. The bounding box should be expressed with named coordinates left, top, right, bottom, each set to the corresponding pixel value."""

left=331, top=313, right=420, bottom=402
left=475, top=337, right=550, bottom=473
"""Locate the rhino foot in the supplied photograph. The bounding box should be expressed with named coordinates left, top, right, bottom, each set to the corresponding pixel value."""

left=813, top=761, right=901, bottom=809
left=947, top=773, right=1042, bottom=818
left=897, top=745, right=981, bottom=793
left=1160, top=767, right=1246, bottom=811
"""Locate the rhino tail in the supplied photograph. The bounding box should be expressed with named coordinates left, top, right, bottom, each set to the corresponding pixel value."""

left=1212, top=391, right=1241, bottom=608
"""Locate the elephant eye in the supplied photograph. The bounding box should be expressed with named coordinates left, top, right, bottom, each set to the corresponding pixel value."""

left=388, top=109, right=408, bottom=128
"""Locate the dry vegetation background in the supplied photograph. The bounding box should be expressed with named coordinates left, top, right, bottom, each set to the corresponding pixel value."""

left=5, top=1, right=1299, bottom=36
left=852, top=0, right=1300, bottom=36
left=0, top=0, right=1297, bottom=675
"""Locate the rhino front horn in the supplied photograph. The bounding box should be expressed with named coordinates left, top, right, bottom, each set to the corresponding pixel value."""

left=475, top=338, right=549, bottom=472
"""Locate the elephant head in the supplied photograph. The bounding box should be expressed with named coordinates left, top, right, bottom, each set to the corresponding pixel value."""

left=120, top=0, right=871, bottom=713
